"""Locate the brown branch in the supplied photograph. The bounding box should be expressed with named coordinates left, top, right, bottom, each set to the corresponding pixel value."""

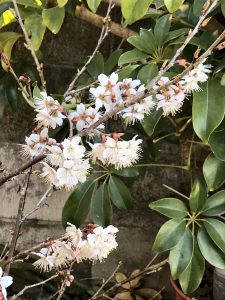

left=12, top=0, right=46, bottom=89
left=0, top=154, right=46, bottom=187
left=4, top=167, right=32, bottom=275
left=75, top=6, right=136, bottom=39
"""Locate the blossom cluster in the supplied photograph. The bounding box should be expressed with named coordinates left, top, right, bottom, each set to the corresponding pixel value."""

left=33, top=224, right=119, bottom=272
left=0, top=267, right=13, bottom=300
left=21, top=59, right=211, bottom=188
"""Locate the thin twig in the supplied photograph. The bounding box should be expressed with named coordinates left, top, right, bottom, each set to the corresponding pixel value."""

left=64, top=1, right=113, bottom=97
left=12, top=0, right=46, bottom=89
left=4, top=167, right=32, bottom=275
left=11, top=274, right=59, bottom=300
left=56, top=261, right=76, bottom=300
left=163, top=184, right=189, bottom=200
left=91, top=261, right=122, bottom=299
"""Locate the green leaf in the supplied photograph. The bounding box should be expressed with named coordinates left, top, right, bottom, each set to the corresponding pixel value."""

left=209, top=119, right=225, bottom=161
left=118, top=65, right=139, bottom=80
left=203, top=153, right=225, bottom=191
left=87, top=0, right=101, bottom=12
left=91, top=183, right=112, bottom=226
left=0, top=0, right=42, bottom=8
left=24, top=14, right=46, bottom=51
left=203, top=218, right=225, bottom=253
left=193, top=0, right=205, bottom=16
left=118, top=49, right=149, bottom=65
left=62, top=180, right=95, bottom=227
left=141, top=109, right=163, bottom=136
left=109, top=176, right=132, bottom=210
left=192, top=79, right=225, bottom=143
left=164, top=28, right=189, bottom=44
left=202, top=190, right=225, bottom=216
left=57, top=0, right=68, bottom=7
left=5, top=76, right=22, bottom=111
left=42, top=6, right=65, bottom=34
left=33, top=82, right=41, bottom=99
left=0, top=9, right=15, bottom=28
left=0, top=76, right=8, bottom=118
left=154, top=14, right=171, bottom=46
left=178, top=237, right=205, bottom=294
left=0, top=32, right=22, bottom=70
left=127, top=29, right=156, bottom=54
left=150, top=198, right=188, bottom=219
left=121, top=0, right=154, bottom=24
left=189, top=174, right=207, bottom=212
left=152, top=219, right=186, bottom=252
left=198, top=227, right=225, bottom=269
left=104, top=49, right=123, bottom=75
left=222, top=0, right=225, bottom=17
left=164, top=0, right=184, bottom=13
left=221, top=74, right=225, bottom=86
left=87, top=52, right=104, bottom=79
left=111, top=167, right=139, bottom=177
left=169, top=228, right=193, bottom=279
left=137, top=64, right=158, bottom=85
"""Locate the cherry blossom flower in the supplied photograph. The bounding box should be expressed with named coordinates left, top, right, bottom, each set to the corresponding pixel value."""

left=0, top=267, right=13, bottom=300
left=62, top=137, right=86, bottom=161
left=66, top=223, right=83, bottom=247
left=33, top=248, right=55, bottom=272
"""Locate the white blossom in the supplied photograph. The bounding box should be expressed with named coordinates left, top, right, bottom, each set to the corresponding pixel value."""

left=62, top=137, right=86, bottom=161
left=0, top=267, right=13, bottom=300
left=33, top=248, right=55, bottom=272
left=35, top=108, right=66, bottom=129
left=66, top=223, right=83, bottom=247
left=40, top=162, right=61, bottom=187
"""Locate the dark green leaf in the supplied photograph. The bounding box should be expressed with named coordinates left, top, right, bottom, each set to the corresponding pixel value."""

left=62, top=180, right=95, bottom=227
left=112, top=167, right=139, bottom=177
left=164, top=0, right=184, bottom=13
left=189, top=174, right=207, bottom=212
left=137, top=64, right=158, bottom=85
left=104, top=49, right=123, bottom=75
left=109, top=176, right=132, bottom=210
left=178, top=237, right=205, bottom=294
left=118, top=65, right=140, bottom=80
left=141, top=109, right=163, bottom=136
left=91, top=183, right=112, bottom=226
left=221, top=0, right=225, bottom=17
left=192, top=79, right=225, bottom=143
left=5, top=76, right=22, bottom=111
left=118, top=49, right=149, bottom=65
left=87, top=52, right=104, bottom=79
left=152, top=219, right=186, bottom=252
left=198, top=227, right=225, bottom=268
left=169, top=228, right=193, bottom=279
left=154, top=14, right=171, bottom=46
left=150, top=198, right=188, bottom=218
left=209, top=119, right=225, bottom=161
left=193, top=0, right=205, bottom=16
left=203, top=218, right=225, bottom=253
left=121, top=0, right=154, bottom=24
left=42, top=6, right=65, bottom=34
left=128, top=29, right=156, bottom=54
left=164, top=28, right=189, bottom=44
left=202, top=190, right=225, bottom=216
left=203, top=153, right=225, bottom=191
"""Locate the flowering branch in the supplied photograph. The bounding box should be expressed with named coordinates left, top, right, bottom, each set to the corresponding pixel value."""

left=65, top=1, right=114, bottom=98
left=12, top=0, right=46, bottom=89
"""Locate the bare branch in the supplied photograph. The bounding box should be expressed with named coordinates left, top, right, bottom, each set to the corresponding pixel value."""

left=12, top=0, right=46, bottom=89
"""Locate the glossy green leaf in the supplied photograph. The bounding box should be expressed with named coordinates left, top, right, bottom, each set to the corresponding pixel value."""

left=42, top=6, right=65, bottom=34
left=0, top=32, right=22, bottom=70
left=192, top=79, right=225, bottom=143
left=118, top=65, right=139, bottom=80
left=0, top=76, right=8, bottom=118
left=121, top=0, right=154, bottom=24
left=204, top=219, right=225, bottom=253
left=203, top=153, right=225, bottom=191
left=5, top=77, right=22, bottom=111
left=91, top=183, right=112, bottom=226
left=202, top=190, right=225, bottom=216
left=104, top=49, right=123, bottom=75
left=193, top=0, right=205, bottom=16
left=189, top=174, right=207, bottom=212
left=127, top=29, right=156, bottom=54
left=209, top=119, right=225, bottom=161
left=141, top=109, right=163, bottom=136
left=87, top=0, right=101, bottom=12
left=178, top=238, right=205, bottom=294
left=87, top=52, right=104, bottom=79
left=24, top=14, right=46, bottom=51
left=62, top=180, right=95, bottom=227
left=118, top=49, right=149, bottom=65
left=169, top=228, right=193, bottom=279
left=154, top=14, right=171, bottom=46
left=150, top=198, right=188, bottom=218
left=164, top=28, right=189, bottom=44
left=33, top=83, right=41, bottom=99
left=112, top=167, right=139, bottom=177
left=198, top=227, right=225, bottom=268
left=138, top=64, right=158, bottom=85
left=109, top=176, right=132, bottom=210
left=0, top=0, right=42, bottom=8
left=164, top=0, right=184, bottom=13
left=152, top=219, right=186, bottom=252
